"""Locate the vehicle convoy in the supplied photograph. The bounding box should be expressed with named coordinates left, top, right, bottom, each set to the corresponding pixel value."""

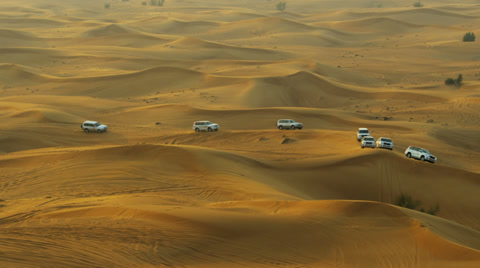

left=361, top=136, right=376, bottom=148
left=356, top=128, right=370, bottom=141
left=376, top=137, right=394, bottom=150
left=404, top=146, right=437, bottom=163
left=81, top=120, right=108, bottom=133
left=193, top=121, right=219, bottom=132
left=277, top=119, right=303, bottom=130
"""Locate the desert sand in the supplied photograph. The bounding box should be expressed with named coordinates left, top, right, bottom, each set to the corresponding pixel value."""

left=0, top=0, right=479, bottom=267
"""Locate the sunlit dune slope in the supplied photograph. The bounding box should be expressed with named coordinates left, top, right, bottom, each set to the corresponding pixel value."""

left=0, top=0, right=479, bottom=267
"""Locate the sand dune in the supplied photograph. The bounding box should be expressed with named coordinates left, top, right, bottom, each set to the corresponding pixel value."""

left=80, top=23, right=139, bottom=37
left=197, top=10, right=265, bottom=22
left=0, top=28, right=38, bottom=41
left=0, top=63, right=50, bottom=86
left=0, top=17, right=66, bottom=28
left=130, top=18, right=220, bottom=35
left=333, top=17, right=423, bottom=33
left=0, top=0, right=479, bottom=266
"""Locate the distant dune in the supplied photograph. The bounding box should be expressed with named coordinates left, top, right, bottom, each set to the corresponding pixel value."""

left=0, top=0, right=479, bottom=267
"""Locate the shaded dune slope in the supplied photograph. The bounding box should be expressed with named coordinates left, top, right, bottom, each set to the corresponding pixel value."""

left=1, top=145, right=478, bottom=230
left=80, top=23, right=141, bottom=38
left=242, top=71, right=445, bottom=108
left=129, top=17, right=220, bottom=35
left=0, top=199, right=479, bottom=267
left=332, top=17, right=423, bottom=33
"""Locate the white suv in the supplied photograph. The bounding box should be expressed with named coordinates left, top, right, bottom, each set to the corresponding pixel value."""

left=361, top=136, right=376, bottom=148
left=404, top=146, right=437, bottom=163
left=356, top=128, right=370, bottom=141
left=193, top=121, right=219, bottom=132
left=376, top=137, right=394, bottom=150
left=277, top=119, right=303, bottom=130
left=81, top=120, right=108, bottom=133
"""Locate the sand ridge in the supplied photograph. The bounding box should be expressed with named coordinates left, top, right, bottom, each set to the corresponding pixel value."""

left=0, top=0, right=479, bottom=267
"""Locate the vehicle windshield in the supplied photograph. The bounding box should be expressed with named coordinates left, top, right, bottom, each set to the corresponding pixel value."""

left=95, top=122, right=101, bottom=126
left=421, top=149, right=431, bottom=154
left=359, top=130, right=369, bottom=133
left=383, top=138, right=392, bottom=142
left=290, top=120, right=297, bottom=123
left=364, top=137, right=374, bottom=141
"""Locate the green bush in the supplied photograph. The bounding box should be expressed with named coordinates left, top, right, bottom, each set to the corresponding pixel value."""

left=394, top=193, right=440, bottom=216
left=428, top=203, right=440, bottom=215
left=444, top=78, right=456, bottom=85
left=276, top=2, right=286, bottom=11
left=463, top=32, right=475, bottom=42
left=157, top=0, right=165, bottom=6
left=445, top=74, right=463, bottom=87
left=413, top=2, right=424, bottom=7
left=456, top=74, right=463, bottom=85
left=150, top=0, right=156, bottom=5
left=142, top=1, right=147, bottom=5
left=395, top=193, right=421, bottom=209
left=104, top=3, right=110, bottom=9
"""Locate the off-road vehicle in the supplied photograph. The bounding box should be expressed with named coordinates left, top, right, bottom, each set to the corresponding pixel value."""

left=404, top=146, right=436, bottom=163
left=277, top=119, right=303, bottom=130
left=361, top=136, right=376, bottom=148
left=356, top=128, right=370, bottom=141
left=376, top=137, right=394, bottom=150
left=193, top=121, right=219, bottom=132
left=81, top=121, right=108, bottom=133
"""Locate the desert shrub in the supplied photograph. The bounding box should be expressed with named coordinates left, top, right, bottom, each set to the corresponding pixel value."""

left=413, top=2, right=424, bottom=7
left=142, top=1, right=147, bottom=5
left=104, top=3, right=110, bottom=9
left=445, top=74, right=463, bottom=87
left=276, top=2, right=286, bottom=11
left=395, top=193, right=440, bottom=216
left=463, top=32, right=475, bottom=42
left=150, top=0, right=157, bottom=5
left=428, top=203, right=440, bottom=215
left=122, top=0, right=129, bottom=2
left=456, top=74, right=463, bottom=85
left=395, top=193, right=421, bottom=210
left=157, top=0, right=165, bottom=6
left=444, top=78, right=456, bottom=85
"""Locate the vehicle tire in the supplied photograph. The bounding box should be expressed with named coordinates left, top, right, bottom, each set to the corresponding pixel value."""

left=291, top=125, right=295, bottom=130
left=389, top=148, right=393, bottom=151
left=279, top=126, right=283, bottom=130
left=97, top=129, right=102, bottom=133
left=208, top=127, right=212, bottom=132
left=420, top=155, right=425, bottom=161
left=406, top=152, right=411, bottom=158
left=214, top=129, right=218, bottom=131
left=298, top=127, right=302, bottom=130
left=361, top=145, right=364, bottom=149
left=84, top=129, right=89, bottom=133
left=195, top=128, right=200, bottom=132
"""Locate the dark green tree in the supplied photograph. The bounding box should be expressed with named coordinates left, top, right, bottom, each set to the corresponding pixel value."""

left=463, top=32, right=475, bottom=42
left=413, top=2, right=424, bottom=7
left=445, top=78, right=456, bottom=86
left=456, top=74, right=463, bottom=85
left=276, top=2, right=286, bottom=11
